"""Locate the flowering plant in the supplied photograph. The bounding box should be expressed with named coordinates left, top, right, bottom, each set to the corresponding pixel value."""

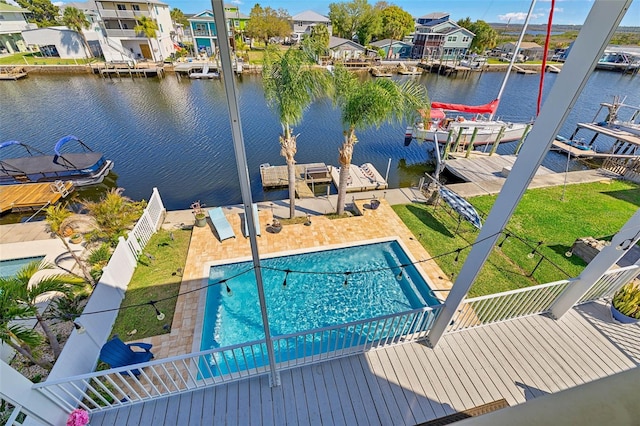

left=67, top=408, right=90, bottom=426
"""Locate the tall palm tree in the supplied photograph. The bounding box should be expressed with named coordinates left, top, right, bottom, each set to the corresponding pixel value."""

left=45, top=204, right=96, bottom=287
left=0, top=261, right=84, bottom=363
left=331, top=65, right=430, bottom=215
left=262, top=46, right=330, bottom=218
left=134, top=16, right=159, bottom=61
left=62, top=6, right=92, bottom=59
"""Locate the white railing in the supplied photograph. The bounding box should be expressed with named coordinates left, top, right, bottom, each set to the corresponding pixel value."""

left=447, top=280, right=571, bottom=333
left=125, top=187, right=164, bottom=260
left=577, top=265, right=639, bottom=304
left=100, top=9, right=150, bottom=19
left=446, top=265, right=639, bottom=333
left=34, top=305, right=443, bottom=412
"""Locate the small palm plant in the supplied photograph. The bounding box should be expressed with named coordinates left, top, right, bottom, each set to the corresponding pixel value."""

left=612, top=282, right=640, bottom=320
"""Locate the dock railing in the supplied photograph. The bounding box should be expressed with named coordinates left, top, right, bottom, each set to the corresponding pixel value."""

left=34, top=305, right=443, bottom=412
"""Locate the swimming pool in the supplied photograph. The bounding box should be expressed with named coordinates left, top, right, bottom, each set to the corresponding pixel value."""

left=200, top=240, right=438, bottom=375
left=0, top=256, right=45, bottom=279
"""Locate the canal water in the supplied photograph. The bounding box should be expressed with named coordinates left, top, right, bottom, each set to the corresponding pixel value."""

left=0, top=69, right=638, bottom=215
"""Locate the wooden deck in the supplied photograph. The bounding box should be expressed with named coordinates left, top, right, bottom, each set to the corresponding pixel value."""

left=0, top=181, right=74, bottom=213
left=576, top=122, right=640, bottom=146
left=88, top=301, right=640, bottom=425
left=445, top=154, right=555, bottom=183
left=260, top=163, right=332, bottom=198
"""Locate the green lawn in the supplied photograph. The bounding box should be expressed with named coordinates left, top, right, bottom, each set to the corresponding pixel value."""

left=393, top=180, right=640, bottom=297
left=0, top=52, right=96, bottom=66
left=111, top=228, right=191, bottom=339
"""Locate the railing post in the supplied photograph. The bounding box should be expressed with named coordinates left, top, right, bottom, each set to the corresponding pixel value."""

left=549, top=209, right=640, bottom=319
left=426, top=0, right=633, bottom=348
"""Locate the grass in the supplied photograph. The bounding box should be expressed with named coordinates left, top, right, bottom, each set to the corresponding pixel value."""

left=0, top=52, right=97, bottom=66
left=111, top=228, right=191, bottom=339
left=393, top=180, right=640, bottom=297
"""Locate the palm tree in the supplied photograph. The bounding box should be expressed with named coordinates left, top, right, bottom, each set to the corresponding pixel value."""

left=262, top=46, right=330, bottom=218
left=0, top=261, right=84, bottom=363
left=134, top=16, right=159, bottom=61
left=330, top=65, right=430, bottom=215
left=62, top=6, right=92, bottom=59
left=45, top=204, right=96, bottom=287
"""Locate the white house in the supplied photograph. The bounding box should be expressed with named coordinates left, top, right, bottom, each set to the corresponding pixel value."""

left=21, top=27, right=91, bottom=59
left=411, top=12, right=475, bottom=60
left=94, top=0, right=175, bottom=62
left=497, top=41, right=545, bottom=60
left=328, top=36, right=365, bottom=60
left=0, top=2, right=37, bottom=54
left=291, top=10, right=332, bottom=38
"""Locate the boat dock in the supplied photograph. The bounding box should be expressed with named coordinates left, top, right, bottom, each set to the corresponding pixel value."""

left=92, top=63, right=165, bottom=78
left=0, top=181, right=74, bottom=213
left=445, top=154, right=555, bottom=183
left=0, top=67, right=27, bottom=80
left=329, top=163, right=388, bottom=193
left=260, top=163, right=332, bottom=198
left=514, top=65, right=537, bottom=74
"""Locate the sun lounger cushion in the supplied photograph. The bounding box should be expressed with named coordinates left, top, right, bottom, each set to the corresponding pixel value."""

left=243, top=203, right=261, bottom=237
left=208, top=207, right=236, bottom=241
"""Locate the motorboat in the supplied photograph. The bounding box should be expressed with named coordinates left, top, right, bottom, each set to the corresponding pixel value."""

left=594, top=96, right=640, bottom=136
left=0, top=135, right=113, bottom=186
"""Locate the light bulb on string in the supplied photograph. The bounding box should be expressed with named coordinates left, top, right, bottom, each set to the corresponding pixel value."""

left=283, top=269, right=290, bottom=288
left=343, top=272, right=351, bottom=287
left=527, top=241, right=543, bottom=259
left=454, top=249, right=462, bottom=263
left=497, top=233, right=510, bottom=249
left=396, top=266, right=404, bottom=281
left=149, top=301, right=165, bottom=321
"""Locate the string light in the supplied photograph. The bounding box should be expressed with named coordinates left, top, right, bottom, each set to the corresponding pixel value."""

left=149, top=301, right=165, bottom=321
left=396, top=266, right=404, bottom=281
left=527, top=241, right=544, bottom=259
left=454, top=249, right=462, bottom=263
left=343, top=272, right=351, bottom=287
left=283, top=269, right=290, bottom=288
left=497, top=232, right=510, bottom=249
left=73, top=321, right=86, bottom=334
left=616, top=230, right=640, bottom=251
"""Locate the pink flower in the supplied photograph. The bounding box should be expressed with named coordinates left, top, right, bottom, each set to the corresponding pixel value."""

left=66, top=408, right=90, bottom=426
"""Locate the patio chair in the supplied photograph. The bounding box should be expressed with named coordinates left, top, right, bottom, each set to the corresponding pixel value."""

left=208, top=207, right=236, bottom=241
left=99, top=336, right=153, bottom=376
left=242, top=203, right=261, bottom=238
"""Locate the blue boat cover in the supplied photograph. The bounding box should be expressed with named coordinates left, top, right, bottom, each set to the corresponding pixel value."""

left=54, top=135, right=81, bottom=156
left=439, top=187, right=483, bottom=229
left=0, top=140, right=22, bottom=150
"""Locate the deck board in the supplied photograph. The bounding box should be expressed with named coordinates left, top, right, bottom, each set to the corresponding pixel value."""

left=88, top=301, right=640, bottom=426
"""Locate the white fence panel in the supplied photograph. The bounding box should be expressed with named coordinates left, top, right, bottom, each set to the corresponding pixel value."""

left=578, top=265, right=639, bottom=304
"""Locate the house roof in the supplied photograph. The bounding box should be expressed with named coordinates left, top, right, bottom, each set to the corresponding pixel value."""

left=189, top=9, right=249, bottom=20
left=419, top=12, right=449, bottom=20
left=370, top=39, right=412, bottom=48
left=500, top=41, right=543, bottom=49
left=292, top=10, right=330, bottom=23
left=329, top=36, right=365, bottom=50
left=0, top=2, right=28, bottom=12
left=95, top=0, right=167, bottom=4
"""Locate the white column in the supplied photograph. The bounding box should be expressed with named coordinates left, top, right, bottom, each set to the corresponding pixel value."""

left=427, top=0, right=634, bottom=348
left=549, top=209, right=640, bottom=318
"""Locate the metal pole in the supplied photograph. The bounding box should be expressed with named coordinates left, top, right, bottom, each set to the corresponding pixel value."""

left=427, top=0, right=633, bottom=348
left=384, top=158, right=391, bottom=183
left=210, top=0, right=280, bottom=387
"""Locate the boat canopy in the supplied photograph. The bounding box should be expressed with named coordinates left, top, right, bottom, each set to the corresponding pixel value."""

left=0, top=140, right=22, bottom=150
left=0, top=140, right=46, bottom=156
left=431, top=99, right=500, bottom=115
left=54, top=135, right=92, bottom=156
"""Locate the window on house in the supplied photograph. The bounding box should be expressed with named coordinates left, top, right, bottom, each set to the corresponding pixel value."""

left=447, top=36, right=452, bottom=41
left=196, top=24, right=206, bottom=31
left=463, top=36, right=469, bottom=42
left=116, top=4, right=126, bottom=10
left=132, top=5, right=140, bottom=11
left=155, top=6, right=158, bottom=14
left=159, top=24, right=163, bottom=32
left=234, top=20, right=239, bottom=27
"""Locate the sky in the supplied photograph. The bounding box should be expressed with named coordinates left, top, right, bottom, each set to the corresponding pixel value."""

left=157, top=0, right=640, bottom=27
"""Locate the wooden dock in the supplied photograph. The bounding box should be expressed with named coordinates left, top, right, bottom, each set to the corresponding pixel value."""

left=445, top=154, right=555, bottom=183
left=0, top=181, right=74, bottom=213
left=514, top=65, right=537, bottom=74
left=329, top=163, right=388, bottom=193
left=0, top=67, right=27, bottom=80
left=260, top=163, right=332, bottom=198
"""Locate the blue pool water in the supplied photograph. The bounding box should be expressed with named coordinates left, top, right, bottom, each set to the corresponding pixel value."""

left=0, top=256, right=45, bottom=278
left=200, top=241, right=438, bottom=375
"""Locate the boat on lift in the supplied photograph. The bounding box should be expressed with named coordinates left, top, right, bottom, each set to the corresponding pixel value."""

left=0, top=135, right=113, bottom=186
left=593, top=96, right=640, bottom=136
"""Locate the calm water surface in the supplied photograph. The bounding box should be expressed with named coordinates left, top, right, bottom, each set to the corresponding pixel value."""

left=1, top=70, right=638, bottom=213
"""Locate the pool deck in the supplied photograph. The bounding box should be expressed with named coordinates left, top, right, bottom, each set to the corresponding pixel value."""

left=143, top=198, right=452, bottom=360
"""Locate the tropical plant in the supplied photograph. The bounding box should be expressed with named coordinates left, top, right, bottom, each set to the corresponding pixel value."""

left=0, top=261, right=84, bottom=363
left=134, top=16, right=159, bottom=61
left=612, top=282, right=640, bottom=319
left=301, top=24, right=330, bottom=62
left=62, top=6, right=92, bottom=58
left=262, top=46, right=331, bottom=218
left=82, top=188, right=146, bottom=246
left=45, top=204, right=96, bottom=287
left=170, top=7, right=188, bottom=27
left=330, top=65, right=429, bottom=215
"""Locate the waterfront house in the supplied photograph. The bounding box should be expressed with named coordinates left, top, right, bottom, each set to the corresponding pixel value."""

left=94, top=0, right=174, bottom=62
left=188, top=6, right=247, bottom=57
left=22, top=27, right=93, bottom=59
left=328, top=36, right=366, bottom=61
left=411, top=12, right=474, bottom=61
left=0, top=2, right=36, bottom=54
left=370, top=39, right=413, bottom=59
left=497, top=41, right=545, bottom=60
left=290, top=10, right=332, bottom=39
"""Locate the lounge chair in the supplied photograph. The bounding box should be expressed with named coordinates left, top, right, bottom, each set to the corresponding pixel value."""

left=242, top=203, right=261, bottom=237
left=208, top=207, right=236, bottom=241
left=98, top=336, right=153, bottom=376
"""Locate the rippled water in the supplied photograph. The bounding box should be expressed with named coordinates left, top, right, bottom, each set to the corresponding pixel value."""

left=1, top=70, right=638, bottom=212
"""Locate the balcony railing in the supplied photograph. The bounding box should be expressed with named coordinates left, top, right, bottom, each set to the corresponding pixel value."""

left=99, top=9, right=149, bottom=19
left=103, top=29, right=140, bottom=38
left=34, top=305, right=443, bottom=412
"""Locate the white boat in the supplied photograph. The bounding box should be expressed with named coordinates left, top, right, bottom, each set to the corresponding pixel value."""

left=594, top=96, right=640, bottom=136
left=405, top=101, right=531, bottom=147
left=189, top=63, right=219, bottom=79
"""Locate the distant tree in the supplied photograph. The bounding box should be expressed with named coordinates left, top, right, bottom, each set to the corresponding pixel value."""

left=380, top=5, right=414, bottom=58
left=16, top=0, right=59, bottom=27
left=301, top=24, right=330, bottom=60
left=246, top=4, right=290, bottom=45
left=170, top=7, right=189, bottom=27
left=134, top=16, right=159, bottom=61
left=329, top=0, right=380, bottom=42
left=457, top=18, right=498, bottom=53
left=62, top=6, right=92, bottom=58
